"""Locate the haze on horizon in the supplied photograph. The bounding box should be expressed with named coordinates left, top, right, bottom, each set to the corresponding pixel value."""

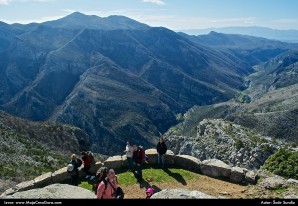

left=0, top=0, right=298, bottom=31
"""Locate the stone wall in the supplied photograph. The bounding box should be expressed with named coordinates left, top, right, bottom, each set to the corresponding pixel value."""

left=0, top=149, right=258, bottom=197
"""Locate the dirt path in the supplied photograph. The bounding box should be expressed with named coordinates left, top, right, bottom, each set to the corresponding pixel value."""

left=121, top=172, right=251, bottom=199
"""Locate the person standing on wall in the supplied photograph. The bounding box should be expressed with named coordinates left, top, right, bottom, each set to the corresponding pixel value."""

left=156, top=136, right=167, bottom=168
left=124, top=140, right=134, bottom=172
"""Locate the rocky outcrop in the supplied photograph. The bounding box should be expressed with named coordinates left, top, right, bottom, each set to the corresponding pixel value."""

left=145, top=149, right=158, bottom=164
left=151, top=189, right=217, bottom=199
left=287, top=179, right=298, bottom=185
left=230, top=167, right=246, bottom=183
left=175, top=155, right=201, bottom=172
left=200, top=159, right=232, bottom=178
left=261, top=176, right=287, bottom=190
left=2, top=184, right=96, bottom=199
left=245, top=170, right=258, bottom=184
left=103, top=155, right=126, bottom=169
left=166, top=119, right=282, bottom=170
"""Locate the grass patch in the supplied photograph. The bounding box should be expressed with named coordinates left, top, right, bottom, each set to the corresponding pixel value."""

left=78, top=166, right=197, bottom=192
left=79, top=181, right=94, bottom=191
left=272, top=186, right=287, bottom=197
left=118, top=167, right=197, bottom=186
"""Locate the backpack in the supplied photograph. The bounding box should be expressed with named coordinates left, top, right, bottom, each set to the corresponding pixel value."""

left=67, top=163, right=76, bottom=176
left=88, top=152, right=96, bottom=165
left=138, top=146, right=146, bottom=161
left=67, top=159, right=82, bottom=176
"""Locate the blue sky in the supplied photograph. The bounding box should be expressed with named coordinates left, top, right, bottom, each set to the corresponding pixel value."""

left=1, top=0, right=298, bottom=30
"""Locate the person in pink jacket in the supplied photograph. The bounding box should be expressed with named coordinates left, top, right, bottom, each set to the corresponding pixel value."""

left=96, top=168, right=118, bottom=199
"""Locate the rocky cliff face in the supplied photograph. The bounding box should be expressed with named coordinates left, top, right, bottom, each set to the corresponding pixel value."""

left=0, top=110, right=90, bottom=194
left=166, top=119, right=285, bottom=170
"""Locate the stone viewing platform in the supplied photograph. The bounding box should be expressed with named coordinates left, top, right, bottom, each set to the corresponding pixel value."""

left=0, top=149, right=258, bottom=197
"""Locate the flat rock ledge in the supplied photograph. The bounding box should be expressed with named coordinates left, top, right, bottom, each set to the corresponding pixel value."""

left=1, top=184, right=96, bottom=199
left=151, top=189, right=218, bottom=199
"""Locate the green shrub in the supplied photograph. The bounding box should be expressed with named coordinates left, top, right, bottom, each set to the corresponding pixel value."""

left=264, top=147, right=298, bottom=180
left=235, top=139, right=244, bottom=150
left=261, top=144, right=271, bottom=153
left=235, top=92, right=251, bottom=103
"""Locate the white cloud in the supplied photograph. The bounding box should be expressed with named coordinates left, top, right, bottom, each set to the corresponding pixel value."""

left=211, top=17, right=255, bottom=24
left=9, top=0, right=53, bottom=2
left=31, top=0, right=52, bottom=2
left=271, top=18, right=298, bottom=30
left=62, top=9, right=77, bottom=14
left=274, top=18, right=298, bottom=24
left=143, top=0, right=165, bottom=6
left=0, top=0, right=10, bottom=5
left=7, top=14, right=64, bottom=24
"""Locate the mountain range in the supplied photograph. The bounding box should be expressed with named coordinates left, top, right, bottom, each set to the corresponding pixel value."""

left=0, top=12, right=297, bottom=155
left=167, top=49, right=298, bottom=144
left=179, top=26, right=298, bottom=43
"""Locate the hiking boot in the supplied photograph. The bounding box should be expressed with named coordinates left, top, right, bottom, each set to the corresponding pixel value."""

left=85, top=175, right=90, bottom=179
left=90, top=176, right=95, bottom=180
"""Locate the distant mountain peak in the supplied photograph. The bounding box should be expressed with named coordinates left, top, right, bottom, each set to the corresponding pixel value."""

left=42, top=12, right=149, bottom=30
left=67, top=11, right=85, bottom=16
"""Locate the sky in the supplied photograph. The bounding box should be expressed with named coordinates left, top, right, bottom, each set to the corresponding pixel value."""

left=1, top=0, right=298, bottom=30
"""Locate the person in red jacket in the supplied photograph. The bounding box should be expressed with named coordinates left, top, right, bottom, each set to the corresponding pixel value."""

left=81, top=151, right=95, bottom=180
left=132, top=145, right=145, bottom=183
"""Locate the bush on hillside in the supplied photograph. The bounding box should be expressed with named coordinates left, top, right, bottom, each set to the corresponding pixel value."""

left=235, top=139, right=244, bottom=150
left=263, top=147, right=298, bottom=180
left=235, top=92, right=251, bottom=103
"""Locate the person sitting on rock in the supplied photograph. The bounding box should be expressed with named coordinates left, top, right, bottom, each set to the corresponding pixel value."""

left=68, top=154, right=82, bottom=186
left=81, top=151, right=95, bottom=180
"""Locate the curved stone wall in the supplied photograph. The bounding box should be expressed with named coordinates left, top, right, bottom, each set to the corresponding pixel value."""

left=0, top=149, right=257, bottom=197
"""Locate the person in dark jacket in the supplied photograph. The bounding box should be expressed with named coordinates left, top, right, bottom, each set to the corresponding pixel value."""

left=68, top=154, right=82, bottom=186
left=132, top=145, right=144, bottom=183
left=156, top=136, right=167, bottom=168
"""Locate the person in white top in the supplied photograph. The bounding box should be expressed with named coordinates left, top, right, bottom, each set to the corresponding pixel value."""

left=124, top=140, right=134, bottom=171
